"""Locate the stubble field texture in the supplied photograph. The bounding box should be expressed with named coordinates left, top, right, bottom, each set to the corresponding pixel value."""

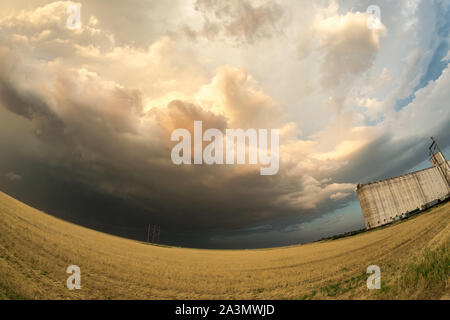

left=0, top=191, right=448, bottom=300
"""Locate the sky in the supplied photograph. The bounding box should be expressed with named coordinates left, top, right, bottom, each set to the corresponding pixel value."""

left=0, top=0, right=449, bottom=249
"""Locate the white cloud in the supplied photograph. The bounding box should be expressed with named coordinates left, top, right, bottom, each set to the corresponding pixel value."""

left=443, top=50, right=450, bottom=62
left=312, top=5, right=387, bottom=90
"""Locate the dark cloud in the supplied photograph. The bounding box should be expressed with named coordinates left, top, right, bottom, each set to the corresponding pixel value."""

left=0, top=43, right=360, bottom=249
left=0, top=79, right=66, bottom=139
left=331, top=126, right=450, bottom=185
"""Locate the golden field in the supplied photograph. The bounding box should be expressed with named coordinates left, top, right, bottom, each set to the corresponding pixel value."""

left=0, top=190, right=448, bottom=300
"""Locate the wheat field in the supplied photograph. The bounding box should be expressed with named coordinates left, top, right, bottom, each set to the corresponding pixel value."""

left=0, top=190, right=448, bottom=300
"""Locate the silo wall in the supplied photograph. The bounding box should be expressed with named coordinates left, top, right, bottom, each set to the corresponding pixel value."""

left=356, top=166, right=450, bottom=229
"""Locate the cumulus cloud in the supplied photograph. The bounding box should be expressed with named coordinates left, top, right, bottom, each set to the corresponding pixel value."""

left=183, top=0, right=286, bottom=43
left=0, top=48, right=355, bottom=232
left=0, top=2, right=355, bottom=234
left=312, top=6, right=387, bottom=90
left=294, top=1, right=387, bottom=112
left=194, top=66, right=285, bottom=128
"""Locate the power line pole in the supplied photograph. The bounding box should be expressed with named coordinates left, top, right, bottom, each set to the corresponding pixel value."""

left=157, top=225, right=160, bottom=243
left=152, top=225, right=157, bottom=243
left=147, top=224, right=151, bottom=243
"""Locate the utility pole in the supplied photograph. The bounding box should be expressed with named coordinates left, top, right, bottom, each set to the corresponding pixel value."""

left=147, top=224, right=151, bottom=243
left=152, top=225, right=157, bottom=243
left=157, top=225, right=160, bottom=243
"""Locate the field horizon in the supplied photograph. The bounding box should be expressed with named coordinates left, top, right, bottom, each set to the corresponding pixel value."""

left=0, top=190, right=448, bottom=300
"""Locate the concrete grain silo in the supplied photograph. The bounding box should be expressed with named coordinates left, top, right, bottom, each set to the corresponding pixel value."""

left=356, top=139, right=450, bottom=229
